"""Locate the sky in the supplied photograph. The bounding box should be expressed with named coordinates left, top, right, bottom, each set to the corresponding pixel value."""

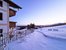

left=10, top=0, right=66, bottom=25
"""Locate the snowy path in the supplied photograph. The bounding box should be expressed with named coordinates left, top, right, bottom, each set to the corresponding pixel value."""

left=5, top=29, right=66, bottom=50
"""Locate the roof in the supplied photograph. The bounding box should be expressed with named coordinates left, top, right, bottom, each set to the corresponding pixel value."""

left=4, top=0, right=22, bottom=9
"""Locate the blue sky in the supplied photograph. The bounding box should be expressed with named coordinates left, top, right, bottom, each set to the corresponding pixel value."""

left=10, top=0, right=66, bottom=25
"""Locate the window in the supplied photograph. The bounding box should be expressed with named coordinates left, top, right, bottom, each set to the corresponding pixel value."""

left=0, top=13, right=3, bottom=20
left=0, top=29, right=3, bottom=33
left=0, top=29, right=3, bottom=39
left=0, top=1, right=3, bottom=7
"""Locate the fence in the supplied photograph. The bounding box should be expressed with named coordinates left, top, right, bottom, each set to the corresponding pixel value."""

left=1, top=28, right=34, bottom=48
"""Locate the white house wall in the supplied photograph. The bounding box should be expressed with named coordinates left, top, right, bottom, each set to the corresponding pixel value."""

left=0, top=0, right=9, bottom=37
left=0, top=26, right=8, bottom=38
left=0, top=0, right=9, bottom=24
left=0, top=11, right=8, bottom=24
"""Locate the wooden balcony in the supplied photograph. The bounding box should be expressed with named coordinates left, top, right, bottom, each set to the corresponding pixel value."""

left=9, top=21, right=16, bottom=28
left=9, top=8, right=16, bottom=17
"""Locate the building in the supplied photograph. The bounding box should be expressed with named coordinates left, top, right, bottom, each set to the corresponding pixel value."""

left=9, top=21, right=16, bottom=29
left=0, top=0, right=22, bottom=50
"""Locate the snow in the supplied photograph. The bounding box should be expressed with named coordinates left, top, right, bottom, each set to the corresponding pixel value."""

left=40, top=25, right=66, bottom=39
left=4, top=25, right=66, bottom=50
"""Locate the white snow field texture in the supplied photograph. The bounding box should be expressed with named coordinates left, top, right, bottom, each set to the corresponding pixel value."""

left=5, top=25, right=66, bottom=50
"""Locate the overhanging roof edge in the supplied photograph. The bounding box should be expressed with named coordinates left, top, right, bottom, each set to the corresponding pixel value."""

left=4, top=0, right=22, bottom=9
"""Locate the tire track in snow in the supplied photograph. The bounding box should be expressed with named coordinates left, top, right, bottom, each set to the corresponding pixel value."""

left=37, top=31, right=66, bottom=41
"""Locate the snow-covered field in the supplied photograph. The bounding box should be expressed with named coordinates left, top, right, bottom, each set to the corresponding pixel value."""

left=4, top=25, right=66, bottom=50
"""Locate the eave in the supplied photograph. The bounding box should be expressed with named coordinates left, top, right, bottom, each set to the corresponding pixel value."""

left=4, top=0, right=22, bottom=9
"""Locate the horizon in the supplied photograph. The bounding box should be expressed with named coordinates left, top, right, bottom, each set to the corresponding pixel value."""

left=10, top=0, right=66, bottom=25
left=16, top=22, right=66, bottom=26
